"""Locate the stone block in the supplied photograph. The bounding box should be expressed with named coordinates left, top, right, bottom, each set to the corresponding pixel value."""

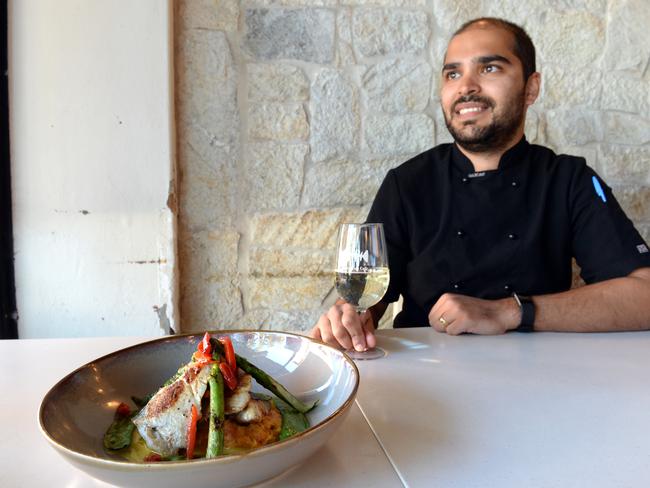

left=177, top=113, right=240, bottom=177
left=430, top=56, right=443, bottom=97
left=338, top=8, right=353, bottom=43
left=249, top=103, right=309, bottom=141
left=552, top=0, right=607, bottom=11
left=244, top=142, right=307, bottom=210
left=613, top=185, right=650, bottom=223
left=342, top=0, right=425, bottom=6
left=179, top=228, right=240, bottom=280
left=302, top=157, right=401, bottom=207
left=363, top=59, right=432, bottom=114
left=600, top=73, right=650, bottom=115
left=485, top=0, right=606, bottom=23
left=243, top=8, right=335, bottom=64
left=176, top=29, right=234, bottom=102
left=310, top=70, right=359, bottom=162
left=249, top=248, right=335, bottom=277
left=365, top=113, right=435, bottom=156
left=605, top=113, right=650, bottom=146
left=176, top=0, right=239, bottom=32
left=248, top=64, right=309, bottom=102
left=181, top=279, right=243, bottom=331
left=337, top=42, right=357, bottom=68
left=352, top=8, right=429, bottom=58
left=175, top=30, right=239, bottom=163
left=336, top=8, right=356, bottom=68
left=541, top=66, right=602, bottom=110
left=599, top=145, right=650, bottom=185
left=251, top=0, right=337, bottom=5
left=239, top=309, right=323, bottom=333
left=178, top=143, right=236, bottom=230
left=545, top=109, right=603, bottom=147
left=336, top=9, right=356, bottom=67
left=249, top=277, right=333, bottom=309
left=431, top=0, right=482, bottom=36
left=604, top=0, right=650, bottom=72
left=250, top=207, right=369, bottom=249
left=535, top=11, right=604, bottom=68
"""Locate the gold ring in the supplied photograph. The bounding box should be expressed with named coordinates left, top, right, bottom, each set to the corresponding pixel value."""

left=439, top=316, right=447, bottom=326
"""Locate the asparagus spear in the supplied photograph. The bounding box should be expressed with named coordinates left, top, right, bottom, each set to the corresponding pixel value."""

left=206, top=363, right=225, bottom=458
left=210, top=338, right=318, bottom=414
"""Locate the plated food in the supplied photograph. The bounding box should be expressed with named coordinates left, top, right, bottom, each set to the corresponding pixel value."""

left=104, top=333, right=316, bottom=461
left=39, top=331, right=359, bottom=488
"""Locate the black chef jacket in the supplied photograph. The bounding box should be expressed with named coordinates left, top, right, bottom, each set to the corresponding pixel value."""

left=367, top=137, right=650, bottom=327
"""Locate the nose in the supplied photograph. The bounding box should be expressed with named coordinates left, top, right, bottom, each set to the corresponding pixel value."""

left=458, top=71, right=480, bottom=96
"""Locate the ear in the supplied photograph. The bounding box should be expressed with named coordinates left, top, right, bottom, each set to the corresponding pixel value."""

left=524, top=72, right=541, bottom=106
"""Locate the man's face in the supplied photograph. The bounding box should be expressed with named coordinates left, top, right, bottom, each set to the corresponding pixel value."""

left=440, top=26, right=532, bottom=153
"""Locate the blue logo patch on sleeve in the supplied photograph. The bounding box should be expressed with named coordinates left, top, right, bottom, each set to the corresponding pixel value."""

left=592, top=176, right=607, bottom=203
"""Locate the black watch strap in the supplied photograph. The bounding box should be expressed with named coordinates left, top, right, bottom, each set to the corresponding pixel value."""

left=512, top=293, right=535, bottom=332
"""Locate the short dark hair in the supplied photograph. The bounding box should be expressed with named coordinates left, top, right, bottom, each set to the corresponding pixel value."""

left=453, top=18, right=536, bottom=81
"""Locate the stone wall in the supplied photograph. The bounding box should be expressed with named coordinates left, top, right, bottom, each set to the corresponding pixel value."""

left=174, top=0, right=650, bottom=333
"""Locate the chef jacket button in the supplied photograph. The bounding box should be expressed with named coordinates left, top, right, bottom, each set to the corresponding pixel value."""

left=504, top=284, right=512, bottom=292
left=461, top=177, right=469, bottom=183
left=452, top=282, right=462, bottom=290
left=508, top=233, right=518, bottom=240
left=456, top=229, right=465, bottom=238
left=511, top=180, right=519, bottom=187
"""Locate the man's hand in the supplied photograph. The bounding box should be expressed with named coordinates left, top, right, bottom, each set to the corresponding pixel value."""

left=429, top=293, right=520, bottom=335
left=310, top=301, right=377, bottom=352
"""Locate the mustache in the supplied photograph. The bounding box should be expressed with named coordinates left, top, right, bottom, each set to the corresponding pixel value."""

left=452, top=95, right=495, bottom=112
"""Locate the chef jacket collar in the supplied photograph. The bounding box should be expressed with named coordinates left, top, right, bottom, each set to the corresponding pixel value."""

left=451, top=136, right=530, bottom=174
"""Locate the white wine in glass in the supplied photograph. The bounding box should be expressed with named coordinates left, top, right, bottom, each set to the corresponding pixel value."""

left=335, top=223, right=390, bottom=360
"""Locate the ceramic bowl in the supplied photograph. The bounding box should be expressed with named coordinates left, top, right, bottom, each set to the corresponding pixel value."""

left=39, top=331, right=359, bottom=488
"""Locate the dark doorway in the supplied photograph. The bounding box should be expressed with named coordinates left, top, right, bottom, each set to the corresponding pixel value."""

left=1, top=1, right=18, bottom=339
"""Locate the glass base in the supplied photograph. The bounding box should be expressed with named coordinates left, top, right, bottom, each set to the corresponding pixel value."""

left=346, top=347, right=386, bottom=361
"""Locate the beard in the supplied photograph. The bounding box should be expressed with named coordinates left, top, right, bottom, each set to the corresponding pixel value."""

left=444, top=91, right=526, bottom=153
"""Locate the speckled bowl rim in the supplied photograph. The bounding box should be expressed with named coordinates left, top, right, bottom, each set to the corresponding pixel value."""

left=38, top=330, right=360, bottom=472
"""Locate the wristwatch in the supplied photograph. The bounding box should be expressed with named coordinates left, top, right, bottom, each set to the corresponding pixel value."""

left=512, top=292, right=535, bottom=332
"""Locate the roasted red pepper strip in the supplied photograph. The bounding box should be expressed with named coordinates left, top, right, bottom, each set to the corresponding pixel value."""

left=193, top=349, right=213, bottom=364
left=116, top=402, right=131, bottom=417
left=186, top=404, right=198, bottom=460
left=218, top=336, right=237, bottom=373
left=198, top=332, right=212, bottom=355
left=219, top=362, right=238, bottom=390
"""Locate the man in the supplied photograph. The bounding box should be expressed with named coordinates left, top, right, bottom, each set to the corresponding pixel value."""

left=311, top=17, right=650, bottom=352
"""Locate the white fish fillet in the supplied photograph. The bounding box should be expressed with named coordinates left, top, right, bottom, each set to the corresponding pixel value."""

left=235, top=399, right=271, bottom=424
left=132, top=363, right=212, bottom=456
left=224, top=373, right=252, bottom=415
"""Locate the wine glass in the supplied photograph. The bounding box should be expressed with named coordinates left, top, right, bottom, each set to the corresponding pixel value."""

left=335, top=223, right=390, bottom=360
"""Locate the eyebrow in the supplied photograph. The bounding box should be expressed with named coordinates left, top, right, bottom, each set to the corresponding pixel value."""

left=442, top=55, right=512, bottom=72
left=442, top=62, right=460, bottom=72
left=476, top=55, right=512, bottom=65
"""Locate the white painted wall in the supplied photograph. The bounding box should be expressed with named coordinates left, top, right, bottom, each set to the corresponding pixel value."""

left=8, top=0, right=177, bottom=338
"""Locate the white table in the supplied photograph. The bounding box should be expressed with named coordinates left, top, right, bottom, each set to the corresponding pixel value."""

left=3, top=330, right=650, bottom=487
left=358, top=329, right=650, bottom=488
